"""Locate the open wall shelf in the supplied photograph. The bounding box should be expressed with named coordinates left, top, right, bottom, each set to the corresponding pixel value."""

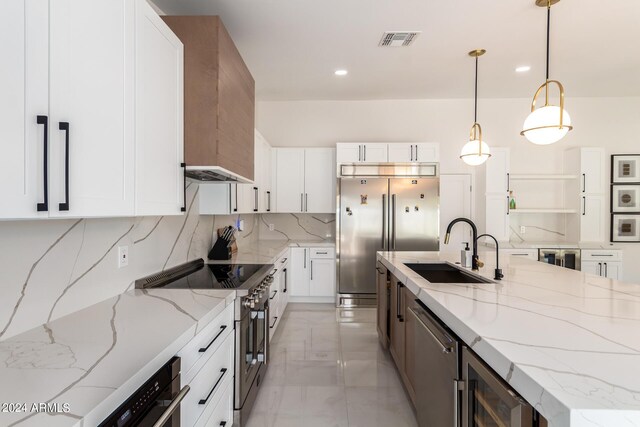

left=509, top=174, right=578, bottom=181
left=510, top=208, right=578, bottom=214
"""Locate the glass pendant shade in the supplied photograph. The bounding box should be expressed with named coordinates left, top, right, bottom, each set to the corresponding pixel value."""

left=460, top=139, right=491, bottom=166
left=522, top=105, right=572, bottom=145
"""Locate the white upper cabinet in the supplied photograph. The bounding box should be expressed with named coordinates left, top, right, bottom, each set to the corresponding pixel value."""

left=304, top=149, right=336, bottom=214
left=336, top=143, right=387, bottom=163
left=485, top=148, right=510, bottom=194
left=275, top=148, right=336, bottom=213
left=255, top=130, right=273, bottom=213
left=49, top=0, right=135, bottom=218
left=1, top=0, right=184, bottom=220
left=0, top=0, right=49, bottom=219
left=135, top=0, right=184, bottom=216
left=275, top=149, right=305, bottom=212
left=387, top=143, right=439, bottom=163
left=580, top=148, right=606, bottom=195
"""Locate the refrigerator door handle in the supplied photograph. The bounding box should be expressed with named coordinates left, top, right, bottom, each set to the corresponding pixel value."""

left=382, top=194, right=387, bottom=249
left=391, top=194, right=397, bottom=249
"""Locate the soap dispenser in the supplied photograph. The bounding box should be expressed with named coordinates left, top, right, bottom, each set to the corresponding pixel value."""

left=461, top=242, right=473, bottom=268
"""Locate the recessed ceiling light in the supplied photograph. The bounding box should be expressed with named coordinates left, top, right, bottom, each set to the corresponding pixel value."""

left=515, top=66, right=531, bottom=73
left=334, top=69, right=348, bottom=76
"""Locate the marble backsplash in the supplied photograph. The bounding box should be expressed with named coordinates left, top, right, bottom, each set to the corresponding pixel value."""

left=0, top=182, right=335, bottom=340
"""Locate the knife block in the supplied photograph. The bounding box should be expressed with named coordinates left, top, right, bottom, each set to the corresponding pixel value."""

left=207, top=228, right=238, bottom=260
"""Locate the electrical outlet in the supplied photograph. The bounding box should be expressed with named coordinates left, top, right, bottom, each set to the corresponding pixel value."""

left=268, top=223, right=275, bottom=231
left=118, top=246, right=129, bottom=268
left=520, top=226, right=526, bottom=234
left=238, top=219, right=245, bottom=232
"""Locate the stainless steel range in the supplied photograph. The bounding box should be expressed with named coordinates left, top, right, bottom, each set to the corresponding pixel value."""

left=135, top=258, right=274, bottom=427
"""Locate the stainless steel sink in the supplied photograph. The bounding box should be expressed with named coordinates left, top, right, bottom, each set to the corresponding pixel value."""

left=404, top=263, right=492, bottom=284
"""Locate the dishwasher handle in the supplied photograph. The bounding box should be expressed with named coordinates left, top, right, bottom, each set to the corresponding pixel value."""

left=409, top=304, right=455, bottom=354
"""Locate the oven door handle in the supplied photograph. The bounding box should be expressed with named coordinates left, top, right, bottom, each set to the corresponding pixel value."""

left=152, top=385, right=190, bottom=427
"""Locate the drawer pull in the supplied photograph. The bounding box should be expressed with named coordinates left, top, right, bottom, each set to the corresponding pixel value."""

left=270, top=316, right=278, bottom=328
left=281, top=258, right=288, bottom=263
left=270, top=290, right=278, bottom=300
left=315, top=251, right=328, bottom=255
left=198, top=325, right=228, bottom=353
left=511, top=254, right=530, bottom=256
left=198, top=368, right=228, bottom=405
left=220, top=422, right=227, bottom=427
left=592, top=254, right=613, bottom=257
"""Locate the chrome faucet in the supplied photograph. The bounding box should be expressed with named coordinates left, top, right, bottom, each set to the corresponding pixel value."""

left=444, top=218, right=479, bottom=271
left=476, top=234, right=503, bottom=280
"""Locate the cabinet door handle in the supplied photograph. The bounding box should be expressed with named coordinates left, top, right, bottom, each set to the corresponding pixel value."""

left=363, top=145, right=367, bottom=161
left=598, top=263, right=602, bottom=276
left=604, top=262, right=608, bottom=277
left=358, top=145, right=362, bottom=162
left=36, top=115, right=49, bottom=212
left=253, top=187, right=258, bottom=212
left=300, top=193, right=304, bottom=212
left=415, top=144, right=418, bottom=161
left=233, top=184, right=238, bottom=212
left=270, top=290, right=278, bottom=300
left=507, top=195, right=510, bottom=215
left=266, top=191, right=271, bottom=212
left=310, top=260, right=313, bottom=280
left=198, top=368, right=228, bottom=405
left=198, top=325, right=228, bottom=353
left=582, top=196, right=586, bottom=216
left=305, top=193, right=308, bottom=212
left=283, top=268, right=287, bottom=292
left=582, top=173, right=586, bottom=193
left=58, top=122, right=70, bottom=211
left=180, top=163, right=187, bottom=212
left=396, top=282, right=404, bottom=322
left=410, top=145, right=414, bottom=162
left=507, top=173, right=510, bottom=192
left=303, top=249, right=306, bottom=268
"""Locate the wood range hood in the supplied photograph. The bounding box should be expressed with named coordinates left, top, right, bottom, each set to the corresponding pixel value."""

left=162, top=15, right=255, bottom=183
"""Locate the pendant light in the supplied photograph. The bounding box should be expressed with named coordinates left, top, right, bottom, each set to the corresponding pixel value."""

left=460, top=49, right=491, bottom=166
left=521, top=0, right=572, bottom=145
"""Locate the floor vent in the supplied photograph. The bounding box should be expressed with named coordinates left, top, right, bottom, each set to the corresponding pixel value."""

left=379, top=31, right=421, bottom=47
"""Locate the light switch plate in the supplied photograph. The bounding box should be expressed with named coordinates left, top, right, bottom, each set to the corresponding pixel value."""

left=118, top=246, right=129, bottom=268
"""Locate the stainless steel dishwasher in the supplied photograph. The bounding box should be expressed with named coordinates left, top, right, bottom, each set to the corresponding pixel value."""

left=408, top=299, right=461, bottom=427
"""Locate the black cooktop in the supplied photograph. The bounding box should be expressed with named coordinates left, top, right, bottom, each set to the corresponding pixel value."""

left=136, top=259, right=273, bottom=290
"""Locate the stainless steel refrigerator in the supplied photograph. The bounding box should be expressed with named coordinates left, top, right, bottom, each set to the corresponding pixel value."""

left=336, top=164, right=439, bottom=307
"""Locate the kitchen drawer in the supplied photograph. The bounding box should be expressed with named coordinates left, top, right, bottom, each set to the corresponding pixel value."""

left=179, top=303, right=234, bottom=381
left=581, top=250, right=623, bottom=262
left=182, top=331, right=234, bottom=427
left=502, top=249, right=538, bottom=261
left=309, top=247, right=335, bottom=259
left=195, top=377, right=234, bottom=427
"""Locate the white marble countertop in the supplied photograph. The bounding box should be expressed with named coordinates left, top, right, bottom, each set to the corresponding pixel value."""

left=377, top=250, right=640, bottom=427
left=207, top=239, right=335, bottom=265
left=0, top=288, right=235, bottom=427
left=484, top=241, right=622, bottom=250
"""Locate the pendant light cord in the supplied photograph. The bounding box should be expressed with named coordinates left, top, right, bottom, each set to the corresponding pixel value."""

left=546, top=0, right=551, bottom=81
left=474, top=55, right=478, bottom=123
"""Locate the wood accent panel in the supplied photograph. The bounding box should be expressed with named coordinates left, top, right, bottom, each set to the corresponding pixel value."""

left=162, top=16, right=254, bottom=180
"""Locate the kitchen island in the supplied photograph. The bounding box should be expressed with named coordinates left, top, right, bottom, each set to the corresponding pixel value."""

left=377, top=250, right=640, bottom=427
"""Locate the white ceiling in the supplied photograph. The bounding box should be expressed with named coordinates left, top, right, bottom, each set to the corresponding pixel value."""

left=152, top=0, right=640, bottom=101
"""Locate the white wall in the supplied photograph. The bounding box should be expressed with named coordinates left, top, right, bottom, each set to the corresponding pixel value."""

left=256, top=97, right=640, bottom=282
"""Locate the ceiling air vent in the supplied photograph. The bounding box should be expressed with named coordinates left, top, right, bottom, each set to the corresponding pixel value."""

left=379, top=31, right=421, bottom=47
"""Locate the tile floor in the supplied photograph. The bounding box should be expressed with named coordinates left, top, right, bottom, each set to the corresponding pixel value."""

left=245, top=303, right=418, bottom=427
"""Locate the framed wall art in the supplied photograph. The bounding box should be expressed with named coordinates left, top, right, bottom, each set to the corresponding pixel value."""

left=611, top=214, right=640, bottom=242
left=611, top=155, right=640, bottom=183
left=611, top=185, right=640, bottom=213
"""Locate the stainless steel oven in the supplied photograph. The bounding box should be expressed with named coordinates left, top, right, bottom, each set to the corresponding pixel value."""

left=235, top=281, right=270, bottom=426
left=463, top=348, right=534, bottom=427
left=99, top=357, right=188, bottom=427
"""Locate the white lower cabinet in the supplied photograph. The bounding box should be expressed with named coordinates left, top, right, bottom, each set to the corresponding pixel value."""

left=501, top=249, right=538, bottom=261
left=582, top=250, right=624, bottom=280
left=290, top=247, right=336, bottom=302
left=179, top=305, right=234, bottom=427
